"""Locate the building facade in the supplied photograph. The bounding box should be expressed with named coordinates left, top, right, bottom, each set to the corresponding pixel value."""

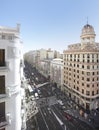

left=63, top=24, right=99, bottom=110
left=0, top=24, right=25, bottom=130
left=50, top=58, right=63, bottom=90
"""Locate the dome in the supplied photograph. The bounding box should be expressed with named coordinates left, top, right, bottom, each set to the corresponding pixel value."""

left=81, top=24, right=95, bottom=37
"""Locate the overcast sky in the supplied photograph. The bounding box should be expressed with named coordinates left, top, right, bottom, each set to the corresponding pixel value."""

left=0, top=0, right=99, bottom=53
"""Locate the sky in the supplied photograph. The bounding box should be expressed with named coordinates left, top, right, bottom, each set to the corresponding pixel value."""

left=0, top=0, right=99, bottom=53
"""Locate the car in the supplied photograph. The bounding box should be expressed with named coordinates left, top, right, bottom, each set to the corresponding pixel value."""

left=64, top=112, right=73, bottom=121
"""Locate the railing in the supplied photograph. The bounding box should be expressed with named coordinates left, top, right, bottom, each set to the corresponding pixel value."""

left=0, top=61, right=10, bottom=71
left=0, top=116, right=8, bottom=128
left=6, top=84, right=20, bottom=97
left=0, top=94, right=6, bottom=99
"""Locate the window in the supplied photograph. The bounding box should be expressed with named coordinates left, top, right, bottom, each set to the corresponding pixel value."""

left=87, top=78, right=90, bottom=81
left=77, top=81, right=79, bottom=84
left=70, top=54, right=72, bottom=58
left=82, top=77, right=84, bottom=80
left=87, top=66, right=90, bottom=69
left=92, top=84, right=94, bottom=87
left=87, top=54, right=90, bottom=58
left=77, top=70, right=79, bottom=73
left=87, top=72, right=90, bottom=76
left=70, top=63, right=72, bottom=66
left=77, top=75, right=79, bottom=78
left=92, top=54, right=94, bottom=58
left=82, top=71, right=84, bottom=74
left=77, top=87, right=79, bottom=91
left=74, top=54, right=76, bottom=58
left=87, top=84, right=90, bottom=87
left=82, top=89, right=84, bottom=94
left=92, top=91, right=94, bottom=96
left=2, top=35, right=5, bottom=39
left=82, top=83, right=84, bottom=86
left=86, top=91, right=90, bottom=96
left=0, top=76, right=5, bottom=94
left=77, top=64, right=79, bottom=68
left=82, top=65, right=84, bottom=68
left=0, top=49, right=5, bottom=66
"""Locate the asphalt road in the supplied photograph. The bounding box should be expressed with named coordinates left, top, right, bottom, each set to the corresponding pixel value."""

left=24, top=61, right=94, bottom=130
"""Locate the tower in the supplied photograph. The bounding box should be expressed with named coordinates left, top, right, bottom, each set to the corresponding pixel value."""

left=80, top=24, right=96, bottom=49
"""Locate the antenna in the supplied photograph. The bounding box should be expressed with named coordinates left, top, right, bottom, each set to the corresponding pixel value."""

left=87, top=17, right=88, bottom=25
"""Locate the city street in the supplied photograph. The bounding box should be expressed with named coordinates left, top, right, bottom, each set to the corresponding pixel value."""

left=24, top=61, right=95, bottom=130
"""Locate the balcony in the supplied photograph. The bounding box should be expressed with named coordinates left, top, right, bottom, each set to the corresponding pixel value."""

left=0, top=94, right=6, bottom=100
left=6, top=84, right=20, bottom=97
left=0, top=113, right=11, bottom=128
left=0, top=62, right=10, bottom=72
left=0, top=116, right=8, bottom=128
left=0, top=76, right=6, bottom=99
left=0, top=102, right=10, bottom=128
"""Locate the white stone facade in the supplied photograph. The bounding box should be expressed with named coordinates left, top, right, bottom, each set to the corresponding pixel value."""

left=0, top=24, right=25, bottom=130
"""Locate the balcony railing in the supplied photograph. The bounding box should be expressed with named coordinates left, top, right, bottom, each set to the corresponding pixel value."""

left=0, top=113, right=11, bottom=128
left=0, top=116, right=8, bottom=128
left=6, top=84, right=20, bottom=97
left=0, top=94, right=6, bottom=99
left=0, top=62, right=10, bottom=71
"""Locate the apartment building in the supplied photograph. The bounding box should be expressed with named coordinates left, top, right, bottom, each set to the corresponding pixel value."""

left=0, top=24, right=25, bottom=130
left=50, top=58, right=63, bottom=90
left=63, top=24, right=99, bottom=110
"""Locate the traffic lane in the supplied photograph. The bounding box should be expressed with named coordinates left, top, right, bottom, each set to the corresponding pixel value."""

left=51, top=105, right=77, bottom=130
left=52, top=104, right=92, bottom=130
left=61, top=109, right=94, bottom=130
left=42, top=106, right=58, bottom=130
left=41, top=106, right=64, bottom=130
left=36, top=111, right=48, bottom=130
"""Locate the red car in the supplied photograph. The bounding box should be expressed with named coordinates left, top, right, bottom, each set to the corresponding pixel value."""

left=64, top=112, right=72, bottom=121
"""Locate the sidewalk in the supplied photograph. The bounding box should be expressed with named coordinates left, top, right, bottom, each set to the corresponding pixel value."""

left=68, top=108, right=96, bottom=129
